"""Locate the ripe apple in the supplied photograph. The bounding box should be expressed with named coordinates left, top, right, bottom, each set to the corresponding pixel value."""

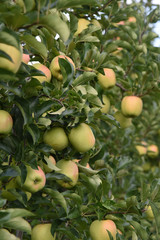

left=0, top=43, right=22, bottom=73
left=22, top=53, right=30, bottom=64
left=101, top=95, right=110, bottom=114
left=50, top=55, right=75, bottom=81
left=32, top=63, right=51, bottom=83
left=97, top=68, right=116, bottom=89
left=68, top=123, right=95, bottom=153
left=147, top=144, right=159, bottom=158
left=127, top=16, right=136, bottom=23
left=135, top=141, right=147, bottom=155
left=145, top=205, right=154, bottom=220
left=31, top=223, right=56, bottom=240
left=42, top=155, right=56, bottom=173
left=121, top=96, right=143, bottom=117
left=43, top=127, right=69, bottom=151
left=56, top=159, right=79, bottom=188
left=74, top=18, right=90, bottom=36
left=89, top=219, right=117, bottom=240
left=114, top=111, right=132, bottom=128
left=0, top=110, right=13, bottom=134
left=16, top=166, right=46, bottom=193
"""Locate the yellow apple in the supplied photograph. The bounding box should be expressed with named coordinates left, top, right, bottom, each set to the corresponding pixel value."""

left=101, top=95, right=110, bottom=114
left=127, top=16, right=136, bottom=23
left=22, top=53, right=30, bottom=64
left=135, top=141, right=147, bottom=155
left=0, top=110, right=13, bottom=134
left=114, top=111, right=132, bottom=128
left=90, top=219, right=117, bottom=240
left=121, top=96, right=143, bottom=117
left=74, top=18, right=90, bottom=36
left=56, top=159, right=79, bottom=188
left=97, top=68, right=116, bottom=89
left=68, top=123, right=95, bottom=153
left=31, top=223, right=56, bottom=240
left=42, top=155, right=56, bottom=173
left=0, top=43, right=22, bottom=73
left=43, top=127, right=69, bottom=151
left=32, top=63, right=51, bottom=83
left=50, top=55, right=75, bottom=81
left=145, top=205, right=154, bottom=220
left=147, top=144, right=159, bottom=158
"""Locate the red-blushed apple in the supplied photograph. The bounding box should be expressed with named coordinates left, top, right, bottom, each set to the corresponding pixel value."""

left=43, top=127, right=69, bottom=151
left=135, top=141, right=147, bottom=155
left=121, top=96, right=143, bottom=117
left=114, top=110, right=132, bottom=128
left=0, top=110, right=13, bottom=134
left=22, top=53, right=30, bottom=64
left=0, top=42, right=22, bottom=73
left=50, top=55, right=75, bottom=81
left=16, top=166, right=46, bottom=193
left=31, top=223, right=56, bottom=240
left=68, top=123, right=95, bottom=153
left=147, top=144, right=159, bottom=158
left=42, top=155, right=56, bottom=173
left=56, top=159, right=79, bottom=188
left=101, top=95, right=110, bottom=114
left=32, top=63, right=51, bottom=83
left=74, top=18, right=90, bottom=36
left=97, top=68, right=116, bottom=89
left=89, top=219, right=117, bottom=240
left=127, top=16, right=136, bottom=23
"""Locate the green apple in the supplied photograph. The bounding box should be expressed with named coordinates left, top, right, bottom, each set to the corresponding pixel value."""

left=147, top=144, right=159, bottom=158
left=0, top=43, right=22, bottom=73
left=56, top=159, right=79, bottom=188
left=135, top=142, right=147, bottom=155
left=50, top=55, right=75, bottom=81
left=68, top=123, right=95, bottom=153
left=94, top=159, right=105, bottom=169
left=145, top=205, right=154, bottom=220
left=74, top=18, right=90, bottom=36
left=32, top=63, right=51, bottom=83
left=42, top=155, right=56, bottom=173
left=22, top=53, right=30, bottom=64
left=114, top=111, right=132, bottom=128
left=43, top=127, right=69, bottom=151
left=31, top=223, right=56, bottom=240
left=0, top=110, right=13, bottom=134
left=101, top=95, right=110, bottom=114
left=16, top=166, right=46, bottom=193
left=1, top=178, right=18, bottom=201
left=0, top=228, right=20, bottom=240
left=97, top=68, right=116, bottom=89
left=121, top=96, right=143, bottom=117
left=90, top=220, right=117, bottom=240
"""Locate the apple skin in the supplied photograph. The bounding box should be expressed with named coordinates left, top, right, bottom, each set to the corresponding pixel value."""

left=43, top=127, right=69, bottom=151
left=32, top=63, right=51, bottom=83
left=74, top=18, right=90, bottom=36
left=68, top=123, right=95, bottom=153
left=16, top=166, right=46, bottom=193
left=97, top=68, right=116, bottom=89
left=90, top=220, right=117, bottom=240
left=147, top=144, right=159, bottom=158
left=101, top=95, right=110, bottom=114
left=0, top=110, right=13, bottom=134
left=145, top=206, right=154, bottom=220
left=135, top=142, right=147, bottom=155
left=31, top=224, right=56, bottom=240
left=22, top=53, right=30, bottom=64
left=42, top=155, right=56, bottom=173
left=50, top=55, right=75, bottom=81
left=0, top=43, right=22, bottom=73
left=0, top=228, right=20, bottom=240
left=56, top=159, right=79, bottom=189
left=114, top=111, right=132, bottom=128
left=121, top=96, right=143, bottom=117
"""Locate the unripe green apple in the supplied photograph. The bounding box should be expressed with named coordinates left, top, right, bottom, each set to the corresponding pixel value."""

left=0, top=110, right=13, bottom=134
left=135, top=141, right=147, bottom=155
left=42, top=155, right=56, bottom=173
left=101, top=95, right=110, bottom=114
left=121, top=96, right=143, bottom=117
left=90, top=219, right=117, bottom=240
left=145, top=205, right=154, bottom=220
left=31, top=223, right=56, bottom=240
left=68, top=123, right=95, bottom=153
left=43, top=127, right=68, bottom=151
left=56, top=159, right=79, bottom=188
left=97, top=68, right=116, bottom=89
left=74, top=18, right=90, bottom=36
left=142, top=162, right=151, bottom=172
left=16, top=166, right=46, bottom=193
left=147, top=144, right=159, bottom=158
left=22, top=53, right=30, bottom=64
left=114, top=111, right=132, bottom=128
left=50, top=55, right=75, bottom=81
left=94, top=159, right=105, bottom=169
left=0, top=43, right=22, bottom=73
left=32, top=63, right=51, bottom=83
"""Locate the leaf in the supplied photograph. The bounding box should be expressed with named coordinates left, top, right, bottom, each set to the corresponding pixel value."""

left=0, top=31, right=20, bottom=49
left=43, top=156, right=60, bottom=171
left=26, top=124, right=40, bottom=144
left=77, top=35, right=99, bottom=43
left=77, top=164, right=99, bottom=175
left=57, top=0, right=97, bottom=9
left=21, top=35, right=48, bottom=59
left=40, top=14, right=70, bottom=42
left=0, top=50, right=13, bottom=62
left=150, top=202, right=160, bottom=235
left=0, top=212, right=11, bottom=224
left=0, top=229, right=20, bottom=240
left=44, top=188, right=68, bottom=214
left=3, top=217, right=31, bottom=234
left=129, top=221, right=148, bottom=240
left=1, top=208, right=35, bottom=218
left=73, top=72, right=96, bottom=86
left=15, top=97, right=32, bottom=125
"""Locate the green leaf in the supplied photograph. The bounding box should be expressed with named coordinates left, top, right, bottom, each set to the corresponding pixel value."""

left=150, top=202, right=160, bottom=235
left=0, top=31, right=20, bottom=50
left=73, top=72, right=96, bottom=86
left=1, top=208, right=35, bottom=218
left=0, top=212, right=11, bottom=224
left=0, top=229, right=20, bottom=240
left=57, top=0, right=97, bottom=9
left=77, top=164, right=99, bottom=175
left=77, top=35, right=99, bottom=43
left=26, top=124, right=40, bottom=144
left=129, top=221, right=148, bottom=240
left=40, top=14, right=70, bottom=42
left=3, top=217, right=31, bottom=234
left=15, top=98, right=32, bottom=125
left=0, top=50, right=13, bottom=62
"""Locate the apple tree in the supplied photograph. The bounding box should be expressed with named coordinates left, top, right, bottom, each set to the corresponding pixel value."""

left=0, top=0, right=160, bottom=239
